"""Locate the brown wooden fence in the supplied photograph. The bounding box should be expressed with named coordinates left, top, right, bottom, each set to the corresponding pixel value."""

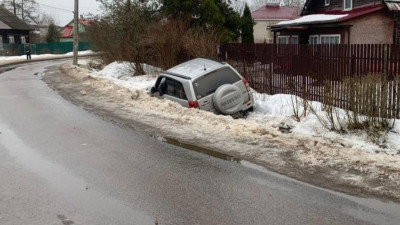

left=219, top=43, right=400, bottom=119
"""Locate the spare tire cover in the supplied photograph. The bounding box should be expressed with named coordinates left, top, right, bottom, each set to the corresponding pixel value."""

left=213, top=84, right=243, bottom=115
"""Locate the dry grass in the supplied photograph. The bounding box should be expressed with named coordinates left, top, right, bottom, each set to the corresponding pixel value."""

left=304, top=74, right=397, bottom=145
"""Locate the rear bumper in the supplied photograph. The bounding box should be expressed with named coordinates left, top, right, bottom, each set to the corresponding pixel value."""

left=241, top=91, right=255, bottom=111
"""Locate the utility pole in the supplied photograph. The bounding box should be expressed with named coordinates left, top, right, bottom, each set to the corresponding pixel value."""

left=73, top=0, right=79, bottom=65
left=21, top=0, right=24, bottom=21
left=13, top=0, right=16, bottom=15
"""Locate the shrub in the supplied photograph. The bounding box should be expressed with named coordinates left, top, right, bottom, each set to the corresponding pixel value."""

left=182, top=27, right=222, bottom=59
left=305, top=74, right=397, bottom=145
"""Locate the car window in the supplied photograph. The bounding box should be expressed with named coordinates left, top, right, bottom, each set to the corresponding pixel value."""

left=164, top=78, right=187, bottom=100
left=193, top=67, right=241, bottom=99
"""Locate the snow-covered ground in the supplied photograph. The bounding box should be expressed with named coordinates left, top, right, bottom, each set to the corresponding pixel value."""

left=89, top=60, right=400, bottom=155
left=0, top=50, right=96, bottom=66
left=53, top=59, right=400, bottom=200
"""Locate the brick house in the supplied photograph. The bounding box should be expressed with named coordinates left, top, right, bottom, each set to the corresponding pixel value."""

left=252, top=2, right=299, bottom=43
left=0, top=5, right=32, bottom=46
left=270, top=0, right=400, bottom=44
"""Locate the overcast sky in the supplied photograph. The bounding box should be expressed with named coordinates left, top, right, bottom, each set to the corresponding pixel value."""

left=33, top=0, right=268, bottom=26
left=36, top=0, right=101, bottom=26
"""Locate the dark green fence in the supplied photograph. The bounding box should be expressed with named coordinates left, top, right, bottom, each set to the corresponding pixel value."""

left=0, top=42, right=92, bottom=56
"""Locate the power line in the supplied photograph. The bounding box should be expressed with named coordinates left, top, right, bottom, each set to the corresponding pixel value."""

left=37, top=2, right=73, bottom=13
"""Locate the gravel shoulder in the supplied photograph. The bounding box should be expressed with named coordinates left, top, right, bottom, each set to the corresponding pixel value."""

left=42, top=63, right=400, bottom=203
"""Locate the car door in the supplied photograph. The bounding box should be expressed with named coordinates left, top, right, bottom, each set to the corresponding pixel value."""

left=161, top=77, right=189, bottom=107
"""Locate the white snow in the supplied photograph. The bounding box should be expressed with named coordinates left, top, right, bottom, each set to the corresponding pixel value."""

left=167, top=58, right=225, bottom=79
left=277, top=14, right=348, bottom=25
left=0, top=50, right=96, bottom=65
left=90, top=61, right=161, bottom=91
left=247, top=94, right=400, bottom=153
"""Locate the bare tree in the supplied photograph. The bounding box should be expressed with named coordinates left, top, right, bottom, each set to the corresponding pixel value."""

left=1, top=0, right=42, bottom=24
left=239, top=0, right=305, bottom=12
left=280, top=0, right=305, bottom=7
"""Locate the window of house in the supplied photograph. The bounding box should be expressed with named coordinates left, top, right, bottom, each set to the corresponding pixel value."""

left=291, top=36, right=299, bottom=44
left=0, top=36, right=3, bottom=49
left=8, top=35, right=14, bottom=44
left=21, top=36, right=26, bottom=44
left=320, top=35, right=340, bottom=44
left=277, top=36, right=289, bottom=44
left=309, top=35, right=320, bottom=44
left=344, top=0, right=352, bottom=10
left=325, top=0, right=330, bottom=6
left=396, top=27, right=400, bottom=45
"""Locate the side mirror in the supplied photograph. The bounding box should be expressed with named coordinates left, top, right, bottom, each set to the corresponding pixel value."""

left=150, top=86, right=156, bottom=94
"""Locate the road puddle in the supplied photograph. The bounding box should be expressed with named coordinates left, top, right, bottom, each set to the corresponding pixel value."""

left=162, top=137, right=241, bottom=163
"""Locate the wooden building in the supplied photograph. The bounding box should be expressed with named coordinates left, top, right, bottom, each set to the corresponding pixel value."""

left=270, top=0, right=400, bottom=44
left=0, top=5, right=32, bottom=45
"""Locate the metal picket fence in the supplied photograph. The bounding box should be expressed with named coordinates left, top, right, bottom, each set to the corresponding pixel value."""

left=0, top=42, right=92, bottom=56
left=220, top=43, right=400, bottom=119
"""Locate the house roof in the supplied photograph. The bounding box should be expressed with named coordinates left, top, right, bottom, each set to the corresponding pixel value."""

left=59, top=19, right=92, bottom=38
left=64, top=18, right=92, bottom=27
left=60, top=26, right=73, bottom=38
left=0, top=20, right=11, bottom=29
left=78, top=19, right=91, bottom=26
left=252, top=5, right=299, bottom=20
left=385, top=0, right=400, bottom=11
left=277, top=14, right=348, bottom=26
left=0, top=5, right=32, bottom=30
left=302, top=0, right=388, bottom=15
left=273, top=4, right=386, bottom=27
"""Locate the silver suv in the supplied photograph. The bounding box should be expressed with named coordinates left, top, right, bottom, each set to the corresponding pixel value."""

left=150, top=58, right=254, bottom=116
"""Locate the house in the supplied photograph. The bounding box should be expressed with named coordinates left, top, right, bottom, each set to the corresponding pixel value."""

left=29, top=24, right=50, bottom=43
left=252, top=1, right=299, bottom=43
left=270, top=0, right=400, bottom=44
left=0, top=5, right=32, bottom=45
left=59, top=18, right=91, bottom=42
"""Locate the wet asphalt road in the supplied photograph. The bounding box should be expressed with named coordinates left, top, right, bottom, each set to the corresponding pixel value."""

left=0, top=60, right=400, bottom=225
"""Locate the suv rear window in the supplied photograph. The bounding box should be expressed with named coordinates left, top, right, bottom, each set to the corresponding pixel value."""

left=193, top=67, right=241, bottom=99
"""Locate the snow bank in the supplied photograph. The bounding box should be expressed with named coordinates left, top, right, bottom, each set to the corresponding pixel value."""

left=248, top=94, right=400, bottom=153
left=89, top=61, right=161, bottom=92
left=80, top=60, right=400, bottom=156
left=277, top=14, right=348, bottom=25
left=0, top=50, right=96, bottom=65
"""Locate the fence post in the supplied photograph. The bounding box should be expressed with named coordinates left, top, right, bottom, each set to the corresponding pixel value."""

left=384, top=45, right=388, bottom=78
left=269, top=44, right=274, bottom=94
left=351, top=54, right=355, bottom=76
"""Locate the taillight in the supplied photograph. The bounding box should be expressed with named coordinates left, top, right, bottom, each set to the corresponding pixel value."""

left=188, top=100, right=199, bottom=108
left=242, top=78, right=251, bottom=92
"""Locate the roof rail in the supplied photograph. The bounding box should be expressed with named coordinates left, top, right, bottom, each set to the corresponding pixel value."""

left=199, top=57, right=225, bottom=65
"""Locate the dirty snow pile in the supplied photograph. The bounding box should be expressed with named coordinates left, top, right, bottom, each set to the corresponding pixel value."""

left=89, top=60, right=400, bottom=155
